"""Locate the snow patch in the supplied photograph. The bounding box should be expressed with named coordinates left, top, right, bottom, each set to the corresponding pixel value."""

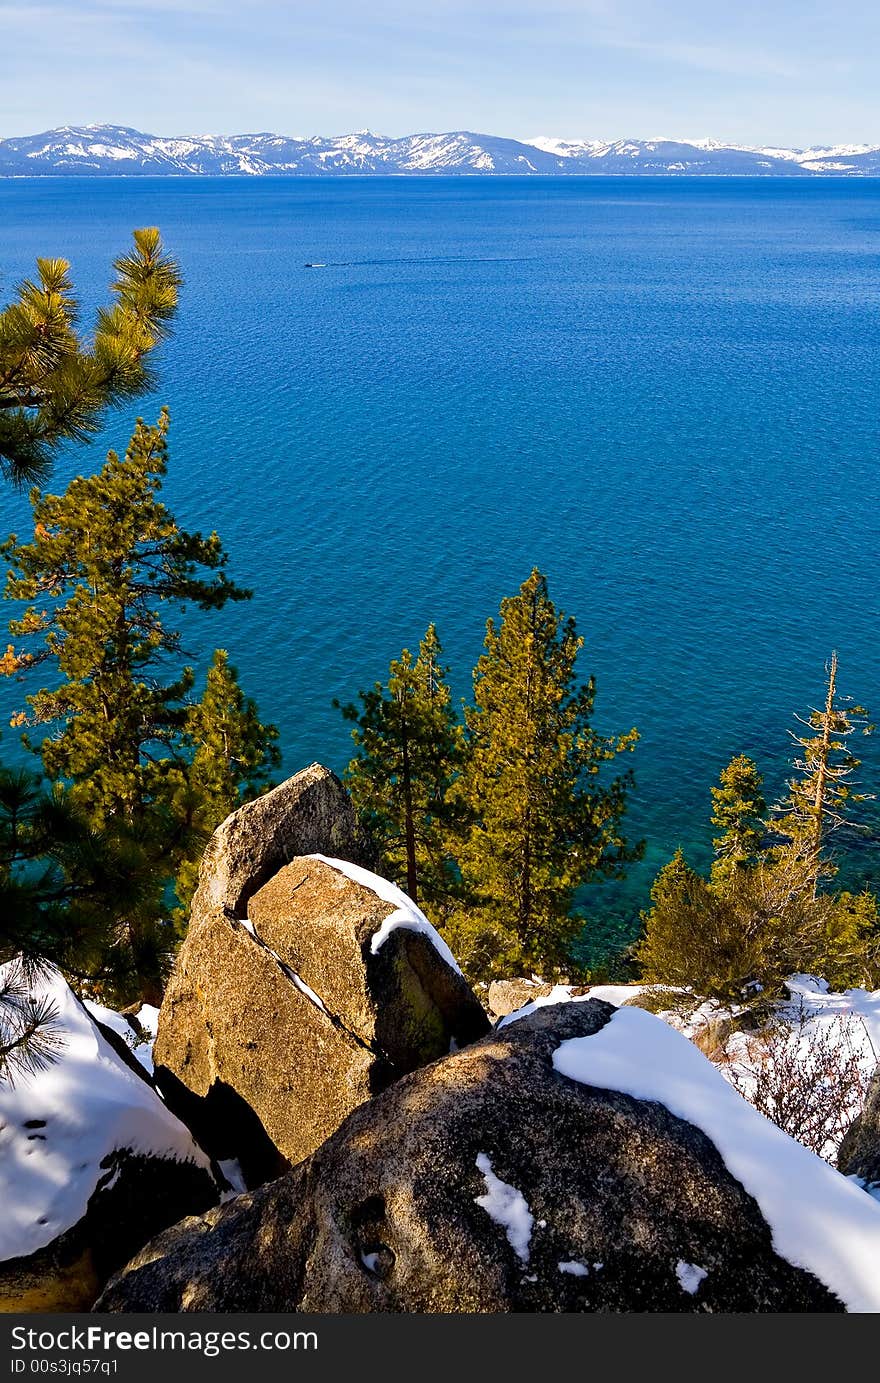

left=496, top=982, right=646, bottom=1030
left=83, top=998, right=154, bottom=1074
left=496, top=984, right=584, bottom=1029
left=676, top=1260, right=708, bottom=1294
left=308, top=855, right=463, bottom=975
left=552, top=1006, right=880, bottom=1312
left=474, top=1152, right=534, bottom=1263
left=558, top=1259, right=589, bottom=1276
left=136, top=1004, right=160, bottom=1038
left=217, top=1158, right=247, bottom=1196
left=0, top=964, right=212, bottom=1263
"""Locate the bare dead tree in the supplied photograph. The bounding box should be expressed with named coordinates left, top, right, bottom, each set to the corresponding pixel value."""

left=775, top=652, right=875, bottom=896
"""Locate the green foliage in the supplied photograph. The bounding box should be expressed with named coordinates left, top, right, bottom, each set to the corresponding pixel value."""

left=4, top=411, right=250, bottom=819
left=173, top=649, right=280, bottom=913
left=817, top=889, right=880, bottom=992
left=639, top=662, right=880, bottom=1006
left=448, top=568, right=640, bottom=980
left=0, top=956, right=64, bottom=1084
left=638, top=834, right=880, bottom=1005
left=338, top=624, right=462, bottom=911
left=2, top=413, right=277, bottom=1000
left=0, top=229, right=181, bottom=486
left=0, top=764, right=176, bottom=1003
left=710, top=754, right=766, bottom=869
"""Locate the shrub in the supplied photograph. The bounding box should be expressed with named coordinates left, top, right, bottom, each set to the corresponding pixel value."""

left=622, top=985, right=694, bottom=1016
left=714, top=1000, right=873, bottom=1162
left=636, top=846, right=880, bottom=1005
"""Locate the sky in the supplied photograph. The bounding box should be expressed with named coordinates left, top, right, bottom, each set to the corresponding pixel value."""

left=1, top=0, right=880, bottom=147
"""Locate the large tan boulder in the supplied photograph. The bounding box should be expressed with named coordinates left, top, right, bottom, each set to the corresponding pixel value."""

left=99, top=1001, right=880, bottom=1314
left=190, top=762, right=375, bottom=923
left=153, top=856, right=489, bottom=1181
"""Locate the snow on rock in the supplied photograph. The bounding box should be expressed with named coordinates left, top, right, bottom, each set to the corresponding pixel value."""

left=217, top=1158, right=247, bottom=1200
left=136, top=1004, right=159, bottom=1037
left=676, top=1260, right=708, bottom=1294
left=496, top=984, right=583, bottom=1028
left=474, top=1152, right=534, bottom=1263
left=553, top=1005, right=880, bottom=1313
left=0, top=964, right=212, bottom=1263
left=308, top=854, right=463, bottom=975
left=496, top=981, right=647, bottom=1030
left=558, top=1259, right=590, bottom=1276
left=83, top=998, right=154, bottom=1074
left=679, top=975, right=880, bottom=1164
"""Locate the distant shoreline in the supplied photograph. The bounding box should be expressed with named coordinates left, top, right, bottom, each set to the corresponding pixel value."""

left=3, top=171, right=880, bottom=180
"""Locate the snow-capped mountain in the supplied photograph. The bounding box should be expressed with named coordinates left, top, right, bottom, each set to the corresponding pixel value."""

left=2, top=124, right=879, bottom=176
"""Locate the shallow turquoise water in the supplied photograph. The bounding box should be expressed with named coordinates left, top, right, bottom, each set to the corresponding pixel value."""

left=1, top=177, right=878, bottom=950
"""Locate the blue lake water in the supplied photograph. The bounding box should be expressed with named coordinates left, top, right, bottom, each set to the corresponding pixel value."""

left=1, top=177, right=878, bottom=953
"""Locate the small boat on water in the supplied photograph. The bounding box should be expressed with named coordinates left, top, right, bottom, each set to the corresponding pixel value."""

left=305, top=262, right=327, bottom=268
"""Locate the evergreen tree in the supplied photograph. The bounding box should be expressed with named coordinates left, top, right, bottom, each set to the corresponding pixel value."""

left=638, top=717, right=880, bottom=1003
left=0, top=766, right=168, bottom=1020
left=448, top=569, right=640, bottom=979
left=0, top=956, right=64, bottom=1083
left=173, top=649, right=280, bottom=913
left=710, top=754, right=766, bottom=873
left=637, top=842, right=880, bottom=1002
left=0, top=229, right=181, bottom=485
left=3, top=411, right=250, bottom=821
left=776, top=652, right=874, bottom=891
left=338, top=625, right=461, bottom=910
left=2, top=412, right=275, bottom=1000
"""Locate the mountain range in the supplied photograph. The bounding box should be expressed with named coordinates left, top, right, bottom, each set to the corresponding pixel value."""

left=2, top=125, right=880, bottom=176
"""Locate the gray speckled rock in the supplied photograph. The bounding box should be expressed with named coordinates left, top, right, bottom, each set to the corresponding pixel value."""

left=838, top=1066, right=880, bottom=1184
left=99, top=1002, right=841, bottom=1314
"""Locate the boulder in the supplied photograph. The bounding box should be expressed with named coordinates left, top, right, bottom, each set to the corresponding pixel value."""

left=0, top=966, right=217, bottom=1313
left=486, top=979, right=593, bottom=1020
left=486, top=979, right=554, bottom=1019
left=838, top=1067, right=880, bottom=1184
left=190, top=763, right=375, bottom=925
left=99, top=1000, right=880, bottom=1314
left=153, top=856, right=489, bottom=1182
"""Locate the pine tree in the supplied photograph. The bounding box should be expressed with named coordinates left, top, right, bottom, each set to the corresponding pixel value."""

left=776, top=652, right=874, bottom=892
left=337, top=625, right=462, bottom=911
left=710, top=754, right=766, bottom=872
left=637, top=843, right=880, bottom=1002
left=638, top=717, right=880, bottom=1003
left=173, top=649, right=280, bottom=913
left=0, top=766, right=165, bottom=1019
left=0, top=957, right=64, bottom=1084
left=2, top=412, right=275, bottom=1000
left=448, top=569, right=640, bottom=979
left=3, top=411, right=250, bottom=820
left=0, top=229, right=181, bottom=486
left=0, top=226, right=180, bottom=1067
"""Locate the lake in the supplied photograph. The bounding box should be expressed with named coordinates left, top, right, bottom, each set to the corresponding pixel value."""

left=1, top=176, right=878, bottom=957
